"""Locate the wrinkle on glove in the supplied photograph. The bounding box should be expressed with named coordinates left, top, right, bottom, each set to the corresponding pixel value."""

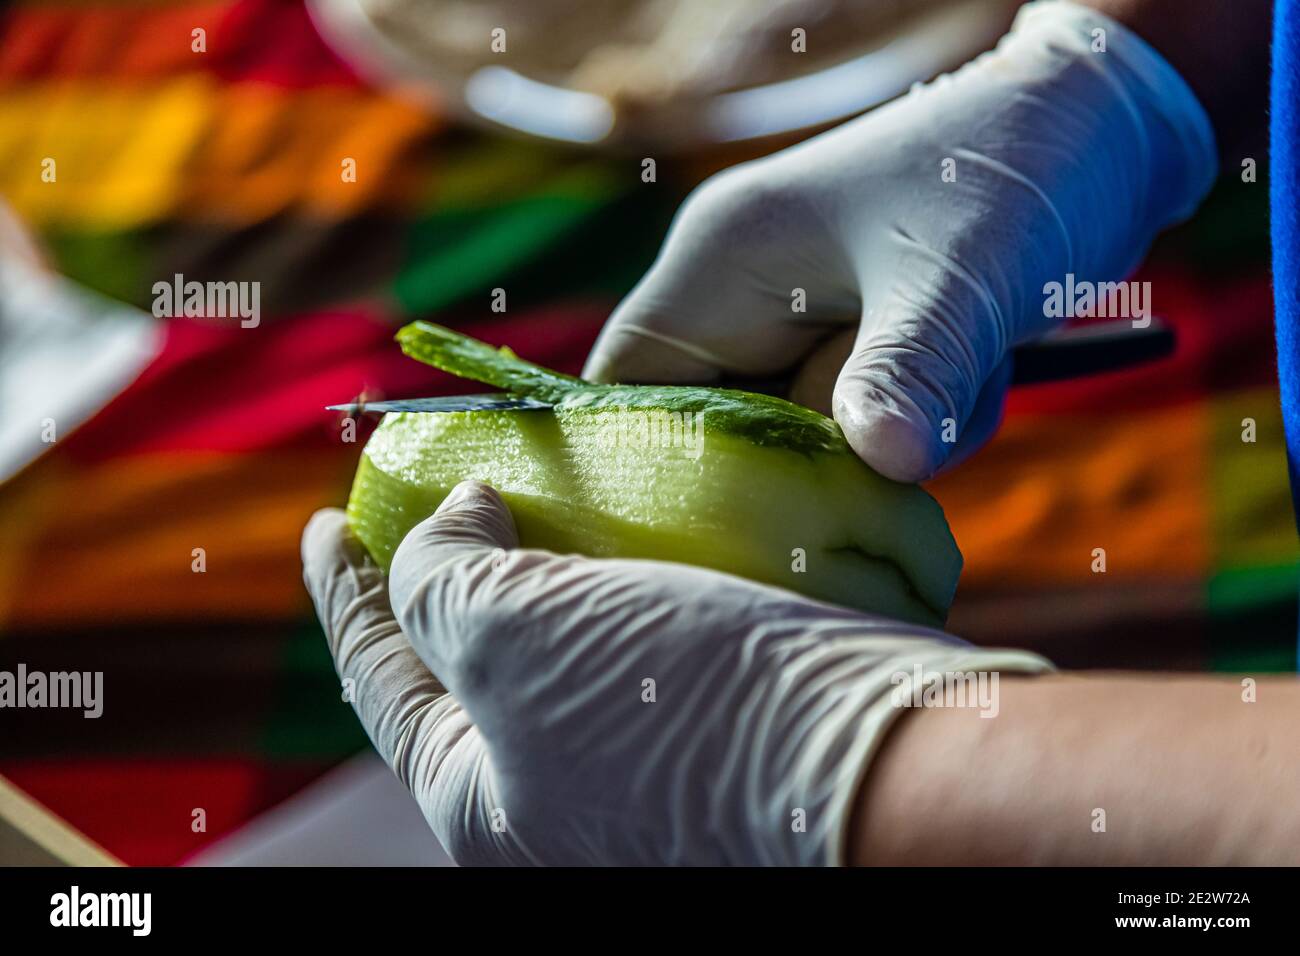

left=305, top=482, right=1052, bottom=866
left=584, top=0, right=1217, bottom=481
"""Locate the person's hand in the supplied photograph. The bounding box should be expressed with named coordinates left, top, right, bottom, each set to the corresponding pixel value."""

left=302, top=481, right=1050, bottom=866
left=583, top=0, right=1217, bottom=481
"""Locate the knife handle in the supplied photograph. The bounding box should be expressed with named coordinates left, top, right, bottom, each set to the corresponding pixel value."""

left=717, top=318, right=1174, bottom=396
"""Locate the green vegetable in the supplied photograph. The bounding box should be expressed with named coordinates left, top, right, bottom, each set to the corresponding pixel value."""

left=346, top=322, right=962, bottom=626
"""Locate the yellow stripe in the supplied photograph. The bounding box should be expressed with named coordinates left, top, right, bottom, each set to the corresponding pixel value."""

left=0, top=79, right=212, bottom=229
left=0, top=78, right=439, bottom=229
left=1209, top=388, right=1300, bottom=568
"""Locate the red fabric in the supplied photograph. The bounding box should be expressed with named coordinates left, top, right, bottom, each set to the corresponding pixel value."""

left=209, top=0, right=364, bottom=88
left=4, top=759, right=330, bottom=865
left=1007, top=268, right=1276, bottom=416
left=0, top=0, right=360, bottom=87
left=0, top=2, right=230, bottom=81
left=59, top=305, right=608, bottom=463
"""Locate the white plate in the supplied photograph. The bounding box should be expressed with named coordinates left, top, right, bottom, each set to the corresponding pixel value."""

left=308, top=0, right=1018, bottom=151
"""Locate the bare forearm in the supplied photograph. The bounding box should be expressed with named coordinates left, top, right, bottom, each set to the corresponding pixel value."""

left=851, top=673, right=1300, bottom=865
left=1084, top=0, right=1271, bottom=157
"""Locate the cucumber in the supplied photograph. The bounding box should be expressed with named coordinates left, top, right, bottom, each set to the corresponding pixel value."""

left=346, top=322, right=962, bottom=626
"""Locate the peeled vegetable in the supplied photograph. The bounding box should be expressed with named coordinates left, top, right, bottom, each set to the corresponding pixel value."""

left=346, top=322, right=962, bottom=626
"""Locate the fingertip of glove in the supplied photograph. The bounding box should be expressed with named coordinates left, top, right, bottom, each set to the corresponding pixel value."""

left=388, top=481, right=519, bottom=626
left=302, top=508, right=370, bottom=578
left=580, top=347, right=619, bottom=384
left=397, top=480, right=518, bottom=570
left=302, top=507, right=346, bottom=559
left=834, top=398, right=946, bottom=483
left=437, top=479, right=504, bottom=514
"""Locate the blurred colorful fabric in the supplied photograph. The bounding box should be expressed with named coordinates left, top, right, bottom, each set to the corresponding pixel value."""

left=0, top=0, right=1294, bottom=864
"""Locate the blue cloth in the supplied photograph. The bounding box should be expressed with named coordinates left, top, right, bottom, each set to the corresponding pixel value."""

left=1274, top=0, right=1300, bottom=532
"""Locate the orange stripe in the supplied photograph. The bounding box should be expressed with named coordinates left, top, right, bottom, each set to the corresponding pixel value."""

left=0, top=450, right=354, bottom=628
left=178, top=82, right=437, bottom=221
left=930, top=401, right=1212, bottom=588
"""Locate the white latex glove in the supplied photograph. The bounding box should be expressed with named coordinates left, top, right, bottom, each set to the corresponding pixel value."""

left=302, top=481, right=1051, bottom=866
left=583, top=0, right=1217, bottom=481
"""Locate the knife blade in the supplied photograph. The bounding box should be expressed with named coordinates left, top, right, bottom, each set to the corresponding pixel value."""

left=328, top=319, right=1174, bottom=414
left=326, top=393, right=551, bottom=414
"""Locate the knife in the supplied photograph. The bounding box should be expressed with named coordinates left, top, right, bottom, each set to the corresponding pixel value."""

left=329, top=319, right=1173, bottom=414
left=328, top=394, right=552, bottom=414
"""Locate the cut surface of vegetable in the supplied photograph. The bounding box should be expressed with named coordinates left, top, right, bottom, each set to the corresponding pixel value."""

left=347, top=322, right=963, bottom=626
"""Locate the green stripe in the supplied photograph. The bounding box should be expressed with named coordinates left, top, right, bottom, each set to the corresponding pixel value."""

left=1206, top=564, right=1298, bottom=673
left=258, top=619, right=370, bottom=759
left=45, top=228, right=154, bottom=307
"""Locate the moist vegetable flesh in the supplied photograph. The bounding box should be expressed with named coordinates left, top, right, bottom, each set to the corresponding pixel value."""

left=346, top=321, right=963, bottom=627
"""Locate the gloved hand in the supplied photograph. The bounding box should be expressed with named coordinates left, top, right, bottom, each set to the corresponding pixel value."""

left=302, top=481, right=1050, bottom=865
left=583, top=0, right=1217, bottom=481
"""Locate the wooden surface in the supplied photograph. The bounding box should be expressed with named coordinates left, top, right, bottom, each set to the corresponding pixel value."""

left=0, top=774, right=121, bottom=866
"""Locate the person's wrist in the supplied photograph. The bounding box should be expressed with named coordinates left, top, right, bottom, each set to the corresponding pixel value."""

left=734, top=634, right=1053, bottom=866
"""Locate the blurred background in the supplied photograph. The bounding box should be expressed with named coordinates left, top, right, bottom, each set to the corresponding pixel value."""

left=0, top=0, right=1292, bottom=865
